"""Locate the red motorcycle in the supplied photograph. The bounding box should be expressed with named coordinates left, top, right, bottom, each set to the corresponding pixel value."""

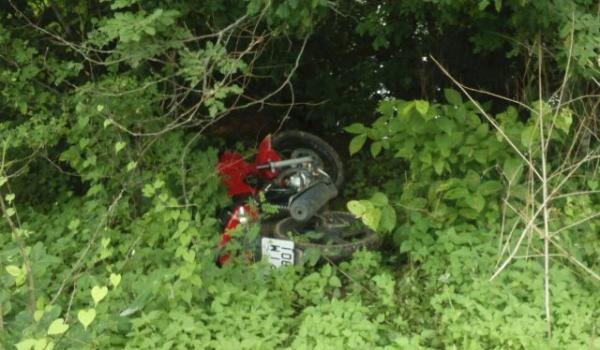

left=217, top=130, right=379, bottom=266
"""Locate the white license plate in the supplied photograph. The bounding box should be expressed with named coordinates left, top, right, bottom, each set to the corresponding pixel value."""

left=261, top=237, right=295, bottom=267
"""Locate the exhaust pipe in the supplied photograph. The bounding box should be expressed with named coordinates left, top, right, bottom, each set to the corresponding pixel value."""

left=289, top=182, right=338, bottom=222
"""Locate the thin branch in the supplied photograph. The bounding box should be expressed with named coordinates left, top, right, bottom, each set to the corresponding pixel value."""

left=536, top=39, right=552, bottom=337
left=550, top=240, right=600, bottom=281
left=544, top=12, right=575, bottom=153
left=550, top=211, right=600, bottom=237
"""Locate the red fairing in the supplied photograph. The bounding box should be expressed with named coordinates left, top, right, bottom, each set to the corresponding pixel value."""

left=255, top=135, right=280, bottom=179
left=217, top=152, right=257, bottom=196
left=217, top=135, right=281, bottom=196
left=217, top=204, right=259, bottom=265
left=216, top=135, right=280, bottom=265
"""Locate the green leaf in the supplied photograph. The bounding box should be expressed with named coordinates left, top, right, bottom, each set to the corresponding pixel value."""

left=34, top=310, right=44, bottom=322
left=114, top=141, right=126, bottom=154
left=347, top=200, right=366, bottom=217
left=110, top=273, right=122, bottom=288
left=502, top=157, right=522, bottom=181
left=433, top=159, right=445, bottom=175
left=6, top=207, right=16, bottom=217
left=406, top=197, right=427, bottom=209
left=142, top=184, right=155, bottom=197
left=5, top=193, right=15, bottom=203
left=444, top=88, right=463, bottom=105
left=494, top=0, right=502, bottom=11
left=379, top=206, right=397, bottom=233
left=370, top=192, right=388, bottom=206
left=77, top=115, right=89, bottom=129
left=349, top=134, right=367, bottom=155
left=555, top=108, right=573, bottom=134
left=389, top=117, right=403, bottom=133
left=126, top=161, right=137, bottom=172
left=153, top=179, right=165, bottom=189
left=362, top=208, right=382, bottom=231
left=0, top=176, right=6, bottom=187
left=47, top=318, right=69, bottom=335
left=418, top=151, right=432, bottom=164
left=474, top=150, right=488, bottom=163
left=437, top=118, right=455, bottom=135
left=459, top=207, right=479, bottom=219
left=321, top=264, right=332, bottom=277
left=91, top=285, right=108, bottom=305
left=68, top=219, right=80, bottom=231
left=344, top=123, right=367, bottom=134
left=469, top=193, right=485, bottom=213
left=329, top=275, right=342, bottom=288
left=520, top=125, right=537, bottom=147
left=415, top=100, right=429, bottom=115
left=445, top=187, right=469, bottom=200
left=15, top=339, right=36, bottom=350
left=435, top=134, right=452, bottom=150
left=370, top=141, right=382, bottom=157
left=400, top=101, right=414, bottom=115
left=111, top=0, right=140, bottom=10
left=143, top=26, right=156, bottom=36
left=303, top=248, right=321, bottom=266
left=465, top=170, right=481, bottom=190
left=77, top=309, right=96, bottom=330
left=479, top=181, right=502, bottom=195
left=34, top=338, right=49, bottom=350
left=475, top=123, right=489, bottom=138
left=6, top=265, right=21, bottom=277
left=377, top=100, right=396, bottom=115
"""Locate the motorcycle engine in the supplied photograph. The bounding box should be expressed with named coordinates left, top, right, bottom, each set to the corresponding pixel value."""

left=285, top=169, right=312, bottom=191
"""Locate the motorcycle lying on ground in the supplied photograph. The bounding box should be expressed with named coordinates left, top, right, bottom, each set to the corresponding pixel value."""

left=216, top=130, right=380, bottom=267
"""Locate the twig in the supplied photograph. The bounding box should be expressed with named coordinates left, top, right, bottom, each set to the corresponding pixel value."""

left=550, top=240, right=600, bottom=281
left=65, top=282, right=77, bottom=322
left=536, top=40, right=552, bottom=337
left=550, top=211, right=600, bottom=237
left=544, top=12, right=575, bottom=153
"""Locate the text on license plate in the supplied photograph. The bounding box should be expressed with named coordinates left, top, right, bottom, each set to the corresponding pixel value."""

left=261, top=237, right=294, bottom=267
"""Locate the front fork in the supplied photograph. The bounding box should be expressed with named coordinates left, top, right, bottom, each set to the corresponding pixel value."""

left=217, top=204, right=259, bottom=265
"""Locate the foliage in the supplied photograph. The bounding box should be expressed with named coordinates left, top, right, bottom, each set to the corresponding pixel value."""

left=344, top=87, right=599, bottom=346
left=347, top=192, right=396, bottom=234
left=346, top=92, right=519, bottom=226
left=1, top=0, right=599, bottom=349
left=396, top=225, right=599, bottom=350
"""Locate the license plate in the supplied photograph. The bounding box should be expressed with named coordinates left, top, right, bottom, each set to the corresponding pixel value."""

left=261, top=237, right=295, bottom=267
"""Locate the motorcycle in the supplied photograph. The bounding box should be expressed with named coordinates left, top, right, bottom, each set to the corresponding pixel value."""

left=216, top=130, right=379, bottom=267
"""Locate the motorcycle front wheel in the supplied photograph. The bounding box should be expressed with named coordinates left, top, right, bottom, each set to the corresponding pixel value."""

left=273, top=211, right=380, bottom=263
left=272, top=130, right=344, bottom=189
